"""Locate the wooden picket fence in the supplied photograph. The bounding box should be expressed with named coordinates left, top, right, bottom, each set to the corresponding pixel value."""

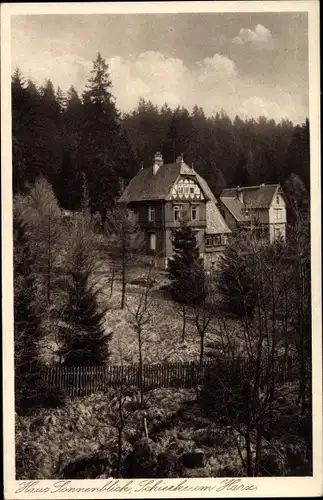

left=43, top=357, right=300, bottom=397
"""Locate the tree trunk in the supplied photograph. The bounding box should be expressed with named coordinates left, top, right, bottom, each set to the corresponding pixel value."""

left=182, top=305, right=186, bottom=342
left=110, top=260, right=115, bottom=297
left=199, top=330, right=205, bottom=368
left=245, top=427, right=253, bottom=476
left=116, top=426, right=122, bottom=478
left=138, top=331, right=144, bottom=405
left=121, top=244, right=126, bottom=309
left=46, top=218, right=52, bottom=306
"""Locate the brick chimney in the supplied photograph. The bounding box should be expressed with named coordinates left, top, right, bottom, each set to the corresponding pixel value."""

left=176, top=153, right=184, bottom=164
left=153, top=151, right=163, bottom=175
left=236, top=186, right=244, bottom=203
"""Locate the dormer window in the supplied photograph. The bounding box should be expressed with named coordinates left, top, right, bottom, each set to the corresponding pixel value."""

left=148, top=206, right=155, bottom=222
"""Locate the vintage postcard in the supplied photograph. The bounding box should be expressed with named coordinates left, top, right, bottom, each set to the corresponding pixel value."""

left=1, top=1, right=322, bottom=498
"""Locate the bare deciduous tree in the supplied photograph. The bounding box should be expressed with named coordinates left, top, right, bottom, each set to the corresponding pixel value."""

left=15, top=177, right=63, bottom=308
left=126, top=258, right=158, bottom=404
left=105, top=204, right=144, bottom=309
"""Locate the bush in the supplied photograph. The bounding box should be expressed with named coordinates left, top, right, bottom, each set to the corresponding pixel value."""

left=59, top=449, right=112, bottom=479
left=199, top=358, right=252, bottom=426
left=122, top=438, right=158, bottom=478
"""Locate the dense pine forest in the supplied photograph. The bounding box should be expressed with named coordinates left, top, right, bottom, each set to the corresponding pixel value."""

left=12, top=52, right=310, bottom=220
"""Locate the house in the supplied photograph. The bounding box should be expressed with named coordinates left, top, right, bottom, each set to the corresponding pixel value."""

left=219, top=184, right=287, bottom=243
left=118, top=152, right=231, bottom=269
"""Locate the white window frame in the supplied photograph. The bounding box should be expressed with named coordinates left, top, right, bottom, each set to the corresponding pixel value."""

left=213, top=235, right=221, bottom=246
left=148, top=206, right=155, bottom=222
left=205, top=236, right=212, bottom=247
left=275, top=208, right=282, bottom=220
left=173, top=205, right=182, bottom=222
left=191, top=205, right=199, bottom=222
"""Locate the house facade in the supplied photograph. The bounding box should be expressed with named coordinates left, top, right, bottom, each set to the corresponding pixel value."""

left=118, top=152, right=231, bottom=269
left=219, top=184, right=287, bottom=243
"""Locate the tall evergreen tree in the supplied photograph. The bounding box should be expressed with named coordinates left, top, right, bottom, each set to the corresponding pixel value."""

left=167, top=220, right=206, bottom=306
left=14, top=210, right=44, bottom=411
left=39, top=79, right=64, bottom=183
left=162, top=106, right=195, bottom=165
left=55, top=85, right=83, bottom=209
left=12, top=71, right=43, bottom=192
left=61, top=218, right=112, bottom=365
left=79, top=53, right=126, bottom=222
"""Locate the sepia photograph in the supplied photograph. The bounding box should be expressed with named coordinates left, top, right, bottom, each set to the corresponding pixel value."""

left=2, top=1, right=322, bottom=498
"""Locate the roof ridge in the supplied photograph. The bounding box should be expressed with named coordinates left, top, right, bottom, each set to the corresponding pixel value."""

left=222, top=183, right=279, bottom=191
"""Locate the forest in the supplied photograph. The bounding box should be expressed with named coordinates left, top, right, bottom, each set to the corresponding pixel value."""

left=13, top=53, right=312, bottom=480
left=12, top=52, right=310, bottom=222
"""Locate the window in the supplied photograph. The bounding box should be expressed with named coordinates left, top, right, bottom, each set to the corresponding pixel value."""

left=173, top=205, right=182, bottom=222
left=206, top=236, right=212, bottom=247
left=213, top=235, right=221, bottom=246
left=275, top=208, right=282, bottom=220
left=276, top=196, right=280, bottom=205
left=190, top=187, right=195, bottom=194
left=148, top=206, right=155, bottom=222
left=191, top=205, right=199, bottom=221
left=177, top=186, right=183, bottom=194
left=184, top=186, right=189, bottom=195
left=149, top=232, right=156, bottom=251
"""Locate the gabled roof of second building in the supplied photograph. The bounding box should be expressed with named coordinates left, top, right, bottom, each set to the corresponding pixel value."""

left=219, top=198, right=250, bottom=222
left=221, top=184, right=281, bottom=209
left=118, top=161, right=216, bottom=203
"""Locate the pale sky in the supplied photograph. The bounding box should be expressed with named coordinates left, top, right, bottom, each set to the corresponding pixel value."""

left=11, top=13, right=309, bottom=123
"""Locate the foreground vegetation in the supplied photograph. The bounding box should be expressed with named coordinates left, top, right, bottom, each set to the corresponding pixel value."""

left=16, top=384, right=310, bottom=480
left=13, top=172, right=312, bottom=478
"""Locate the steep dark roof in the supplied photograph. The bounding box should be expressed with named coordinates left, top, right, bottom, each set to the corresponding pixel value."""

left=206, top=202, right=231, bottom=234
left=118, top=162, right=216, bottom=203
left=219, top=198, right=250, bottom=222
left=221, top=184, right=280, bottom=209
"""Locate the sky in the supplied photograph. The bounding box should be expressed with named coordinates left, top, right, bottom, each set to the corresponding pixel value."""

left=11, top=12, right=309, bottom=124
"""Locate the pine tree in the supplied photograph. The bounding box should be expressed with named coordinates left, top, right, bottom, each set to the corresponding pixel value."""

left=61, top=217, right=112, bottom=365
left=79, top=53, right=121, bottom=222
left=13, top=210, right=45, bottom=411
left=162, top=106, right=195, bottom=164
left=12, top=70, right=41, bottom=193
left=167, top=220, right=206, bottom=306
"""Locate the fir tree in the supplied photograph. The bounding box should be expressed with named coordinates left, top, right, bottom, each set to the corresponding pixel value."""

left=167, top=219, right=206, bottom=306
left=13, top=210, right=45, bottom=411
left=79, top=52, right=121, bottom=222
left=61, top=218, right=112, bottom=365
